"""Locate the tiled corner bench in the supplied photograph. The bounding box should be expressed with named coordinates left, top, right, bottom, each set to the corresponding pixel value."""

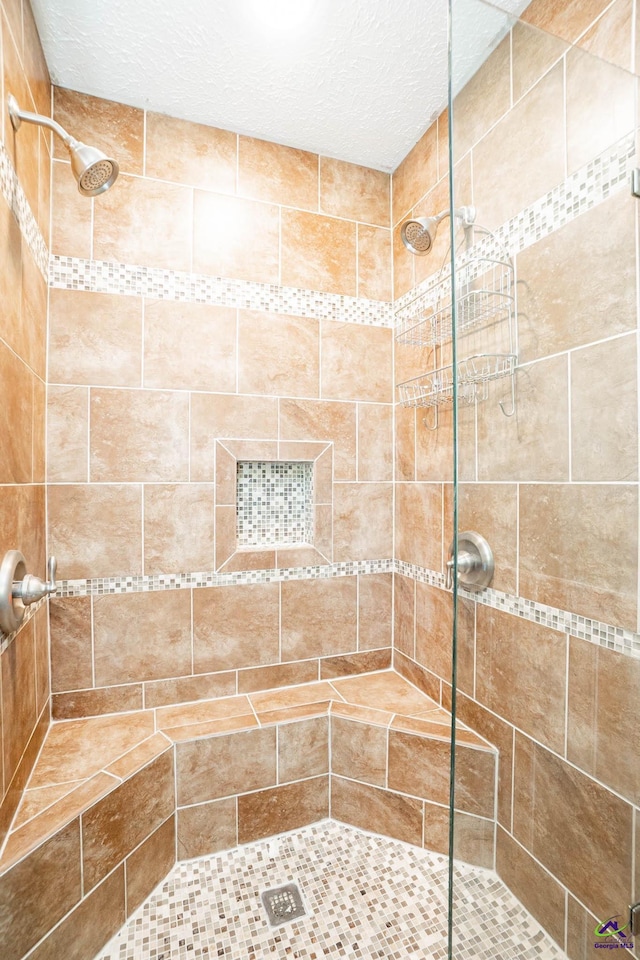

left=0, top=671, right=497, bottom=960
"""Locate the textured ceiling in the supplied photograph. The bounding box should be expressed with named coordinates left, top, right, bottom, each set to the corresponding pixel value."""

left=30, top=0, right=529, bottom=172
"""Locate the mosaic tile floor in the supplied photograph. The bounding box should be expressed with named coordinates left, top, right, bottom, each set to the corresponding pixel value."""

left=96, top=821, right=566, bottom=960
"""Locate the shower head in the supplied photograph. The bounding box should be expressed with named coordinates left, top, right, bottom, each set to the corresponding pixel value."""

left=400, top=215, right=444, bottom=255
left=7, top=94, right=119, bottom=197
left=68, top=142, right=119, bottom=196
left=400, top=206, right=476, bottom=256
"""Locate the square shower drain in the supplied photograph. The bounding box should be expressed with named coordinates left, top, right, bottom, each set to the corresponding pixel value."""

left=260, top=883, right=306, bottom=926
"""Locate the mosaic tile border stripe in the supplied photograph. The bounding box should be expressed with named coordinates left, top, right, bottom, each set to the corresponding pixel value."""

left=0, top=140, right=49, bottom=279
left=48, top=256, right=394, bottom=328
left=55, top=558, right=395, bottom=598
left=394, top=133, right=636, bottom=322
left=0, top=596, right=47, bottom=656
left=55, top=554, right=640, bottom=660
left=396, top=560, right=640, bottom=661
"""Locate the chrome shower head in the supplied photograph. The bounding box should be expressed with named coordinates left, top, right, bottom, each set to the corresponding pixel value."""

left=68, top=142, right=119, bottom=196
left=400, top=206, right=476, bottom=256
left=8, top=94, right=119, bottom=197
left=400, top=215, right=443, bottom=255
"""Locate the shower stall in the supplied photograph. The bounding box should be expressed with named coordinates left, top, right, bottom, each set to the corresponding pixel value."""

left=0, top=0, right=638, bottom=957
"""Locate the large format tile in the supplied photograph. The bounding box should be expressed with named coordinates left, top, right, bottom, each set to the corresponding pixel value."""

left=193, top=583, right=280, bottom=673
left=237, top=776, right=329, bottom=843
left=146, top=113, right=236, bottom=192
left=331, top=776, right=423, bottom=846
left=281, top=210, right=356, bottom=296
left=82, top=751, right=174, bottom=891
left=331, top=716, right=387, bottom=786
left=238, top=310, right=320, bottom=398
left=176, top=728, right=276, bottom=805
left=238, top=136, right=318, bottom=209
left=280, top=578, right=357, bottom=660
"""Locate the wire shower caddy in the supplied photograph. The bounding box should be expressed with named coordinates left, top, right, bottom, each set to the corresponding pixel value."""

left=395, top=243, right=517, bottom=430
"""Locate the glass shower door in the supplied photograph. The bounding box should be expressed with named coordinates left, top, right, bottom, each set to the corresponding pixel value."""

left=448, top=1, right=640, bottom=956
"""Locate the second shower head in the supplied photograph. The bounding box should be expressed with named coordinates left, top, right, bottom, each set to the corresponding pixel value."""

left=401, top=206, right=476, bottom=256
left=8, top=94, right=119, bottom=197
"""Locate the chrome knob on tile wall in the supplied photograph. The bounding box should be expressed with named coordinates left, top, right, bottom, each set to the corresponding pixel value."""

left=0, top=551, right=57, bottom=636
left=445, top=531, right=494, bottom=592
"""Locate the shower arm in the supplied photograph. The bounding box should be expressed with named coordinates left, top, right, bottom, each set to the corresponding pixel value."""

left=8, top=95, right=79, bottom=148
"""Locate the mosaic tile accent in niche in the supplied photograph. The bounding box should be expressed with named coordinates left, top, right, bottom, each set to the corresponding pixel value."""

left=48, top=256, right=394, bottom=327
left=0, top=140, right=49, bottom=279
left=236, top=460, right=314, bottom=547
left=96, top=821, right=566, bottom=960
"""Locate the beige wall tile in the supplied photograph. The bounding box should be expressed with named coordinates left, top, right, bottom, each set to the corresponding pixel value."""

left=20, top=243, right=47, bottom=379
left=215, top=505, right=237, bottom=571
left=0, top=820, right=82, bottom=960
left=331, top=716, right=387, bottom=786
left=3, top=21, right=40, bottom=216
left=453, top=812, right=495, bottom=870
left=238, top=136, right=318, bottom=209
left=320, top=648, right=391, bottom=678
left=320, top=157, right=389, bottom=227
left=52, top=685, right=143, bottom=720
left=415, top=582, right=475, bottom=694
left=144, top=671, right=236, bottom=708
left=238, top=310, right=320, bottom=397
left=48, top=483, right=142, bottom=578
left=27, top=865, right=125, bottom=960
left=94, top=174, right=192, bottom=270
left=476, top=357, right=569, bottom=482
left=50, top=159, right=92, bottom=257
left=392, top=218, right=415, bottom=299
left=177, top=797, right=236, bottom=859
left=357, top=403, right=392, bottom=481
left=144, top=300, right=237, bottom=393
left=456, top=693, right=514, bottom=830
left=1, top=621, right=37, bottom=788
left=176, top=727, right=276, bottom=805
left=281, top=577, right=357, bottom=660
left=321, top=321, right=392, bottom=403
left=47, top=385, right=89, bottom=483
left=193, top=583, right=280, bottom=673
left=393, top=574, right=415, bottom=660
left=82, top=751, right=174, bottom=891
left=518, top=193, right=637, bottom=364
left=332, top=482, right=393, bottom=561
left=571, top=334, right=637, bottom=482
left=146, top=112, right=236, bottom=192
left=0, top=483, right=46, bottom=579
left=566, top=46, right=635, bottom=174
left=454, top=483, right=518, bottom=594
left=0, top=339, right=34, bottom=483
left=278, top=716, right=328, bottom=782
left=279, top=398, right=356, bottom=481
left=476, top=607, right=567, bottom=754
left=93, top=589, right=192, bottom=685
left=238, top=776, right=328, bottom=843
left=566, top=894, right=599, bottom=960
left=144, top=483, right=214, bottom=574
left=522, top=0, right=613, bottom=44
left=331, top=775, right=422, bottom=846
left=511, top=21, right=568, bottom=103
left=191, top=394, right=279, bottom=480
left=453, top=36, right=511, bottom=160
left=395, top=483, right=442, bottom=570
left=357, top=224, right=392, bottom=302
left=281, top=209, right=356, bottom=296
left=53, top=87, right=144, bottom=175
left=126, top=815, right=175, bottom=914
left=0, top=195, right=22, bottom=352
left=395, top=405, right=415, bottom=482
left=49, top=289, right=142, bottom=387
left=358, top=573, right=393, bottom=651
left=90, top=388, right=189, bottom=482
left=519, top=483, right=638, bottom=630
left=193, top=191, right=279, bottom=282
left=49, top=596, right=93, bottom=693
left=496, top=827, right=565, bottom=947
left=392, top=124, right=437, bottom=225
left=238, top=660, right=318, bottom=694
left=526, top=741, right=633, bottom=921
left=472, top=63, right=564, bottom=231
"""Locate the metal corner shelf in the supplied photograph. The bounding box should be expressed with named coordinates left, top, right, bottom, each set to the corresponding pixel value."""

left=395, top=245, right=518, bottom=430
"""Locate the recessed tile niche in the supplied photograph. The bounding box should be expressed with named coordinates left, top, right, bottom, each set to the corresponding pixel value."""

left=236, top=461, right=314, bottom=547
left=214, top=440, right=333, bottom=572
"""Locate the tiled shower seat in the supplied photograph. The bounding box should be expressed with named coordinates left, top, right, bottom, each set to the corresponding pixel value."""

left=0, top=671, right=498, bottom=960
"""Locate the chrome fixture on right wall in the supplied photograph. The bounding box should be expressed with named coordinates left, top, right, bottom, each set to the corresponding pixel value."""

left=400, top=205, right=476, bottom=255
